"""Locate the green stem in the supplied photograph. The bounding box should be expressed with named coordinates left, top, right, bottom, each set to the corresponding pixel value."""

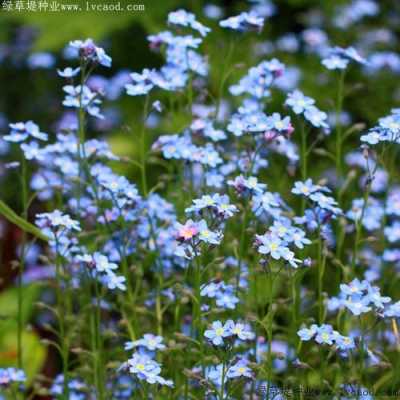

left=300, top=122, right=307, bottom=181
left=291, top=269, right=302, bottom=348
left=236, top=202, right=250, bottom=291
left=193, top=248, right=202, bottom=336
left=335, top=70, right=346, bottom=179
left=265, top=265, right=280, bottom=400
left=300, top=122, right=307, bottom=214
left=156, top=272, right=163, bottom=336
left=17, top=155, right=28, bottom=370
left=140, top=94, right=150, bottom=196
left=55, top=238, right=70, bottom=400
left=94, top=279, right=105, bottom=399
left=219, top=361, right=226, bottom=400
left=358, top=316, right=365, bottom=389
left=214, top=37, right=235, bottom=121
left=351, top=182, right=371, bottom=271
left=77, top=62, right=87, bottom=208
left=317, top=227, right=325, bottom=324
left=90, top=302, right=99, bottom=399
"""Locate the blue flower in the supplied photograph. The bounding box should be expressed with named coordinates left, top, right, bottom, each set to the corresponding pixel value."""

left=297, top=325, right=318, bottom=341
left=384, top=221, right=400, bottom=243
left=256, top=233, right=287, bottom=260
left=346, top=197, right=383, bottom=230
left=314, top=324, right=334, bottom=345
left=4, top=121, right=48, bottom=143
left=93, top=253, right=118, bottom=274
left=219, top=11, right=264, bottom=32
left=126, top=334, right=166, bottom=351
left=285, top=90, right=315, bottom=114
left=384, top=301, right=400, bottom=318
left=366, top=286, right=391, bottom=309
left=103, top=272, right=126, bottom=291
left=197, top=220, right=222, bottom=244
left=269, top=219, right=293, bottom=240
left=185, top=193, right=237, bottom=220
left=204, top=320, right=232, bottom=346
left=334, top=0, right=379, bottom=28
left=269, top=113, right=293, bottom=133
left=168, top=9, right=210, bottom=37
left=290, top=229, right=312, bottom=249
left=227, top=359, right=252, bottom=379
left=360, top=130, right=382, bottom=145
left=322, top=55, right=349, bottom=70
left=303, top=106, right=329, bottom=129
left=69, top=39, right=112, bottom=67
left=280, top=247, right=302, bottom=268
left=127, top=353, right=172, bottom=386
left=36, top=210, right=81, bottom=232
left=340, top=278, right=367, bottom=296
left=309, top=192, right=341, bottom=213
left=215, top=290, right=240, bottom=310
left=201, top=281, right=223, bottom=298
left=28, top=52, right=55, bottom=69
left=204, top=364, right=224, bottom=386
left=63, top=84, right=104, bottom=119
left=229, top=60, right=284, bottom=98
left=0, top=368, right=26, bottom=385
left=334, top=46, right=367, bottom=65
left=379, top=114, right=400, bottom=134
left=228, top=175, right=266, bottom=195
left=298, top=324, right=354, bottom=350
left=344, top=295, right=371, bottom=316
left=335, top=334, right=356, bottom=351
left=125, top=69, right=156, bottom=96
left=21, top=142, right=45, bottom=161
left=226, top=320, right=255, bottom=341
left=57, top=67, right=81, bottom=78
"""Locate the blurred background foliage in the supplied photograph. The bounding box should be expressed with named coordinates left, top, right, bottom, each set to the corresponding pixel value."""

left=1, top=0, right=399, bottom=206
left=1, top=0, right=400, bottom=387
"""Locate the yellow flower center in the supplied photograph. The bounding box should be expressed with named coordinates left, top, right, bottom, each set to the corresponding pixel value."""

left=136, top=364, right=145, bottom=371
left=216, top=328, right=224, bottom=336
left=301, top=186, right=309, bottom=194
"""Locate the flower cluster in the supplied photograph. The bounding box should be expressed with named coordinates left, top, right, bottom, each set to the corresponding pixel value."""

left=298, top=324, right=355, bottom=351
left=2, top=1, right=400, bottom=398
left=122, top=333, right=172, bottom=387
left=77, top=252, right=126, bottom=291
left=201, top=281, right=240, bottom=310
left=0, top=368, right=26, bottom=387
left=328, top=278, right=391, bottom=316
left=204, top=320, right=255, bottom=346
left=255, top=217, right=311, bottom=268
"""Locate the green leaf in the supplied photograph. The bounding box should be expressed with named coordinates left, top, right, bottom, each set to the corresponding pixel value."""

left=0, top=200, right=49, bottom=241
left=0, top=285, right=46, bottom=384
left=0, top=284, right=42, bottom=331
left=2, top=0, right=183, bottom=51
left=0, top=330, right=46, bottom=385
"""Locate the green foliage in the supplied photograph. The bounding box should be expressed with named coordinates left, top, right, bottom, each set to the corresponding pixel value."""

left=0, top=284, right=46, bottom=382
left=2, top=0, right=183, bottom=51
left=0, top=200, right=49, bottom=241
left=0, top=331, right=46, bottom=384
left=0, top=283, right=42, bottom=331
